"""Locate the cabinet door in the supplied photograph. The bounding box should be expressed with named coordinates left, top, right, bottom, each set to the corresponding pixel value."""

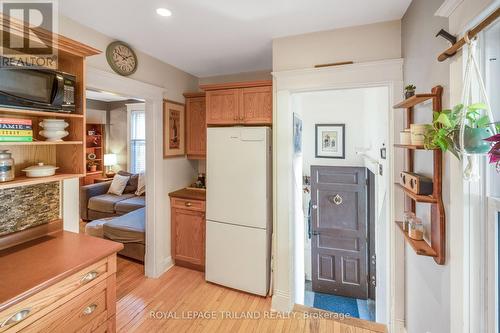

left=171, top=207, right=205, bottom=267
left=240, top=86, right=272, bottom=125
left=186, top=96, right=206, bottom=159
left=206, top=89, right=240, bottom=125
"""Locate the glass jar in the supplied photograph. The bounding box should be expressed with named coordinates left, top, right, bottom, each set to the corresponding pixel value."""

left=409, top=217, right=424, bottom=240
left=0, top=150, right=14, bottom=182
left=403, top=211, right=415, bottom=231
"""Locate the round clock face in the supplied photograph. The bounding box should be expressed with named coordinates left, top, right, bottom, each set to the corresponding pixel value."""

left=106, top=41, right=138, bottom=76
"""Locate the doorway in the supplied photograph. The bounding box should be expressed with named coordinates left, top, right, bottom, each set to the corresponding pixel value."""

left=79, top=89, right=148, bottom=270
left=292, top=86, right=389, bottom=322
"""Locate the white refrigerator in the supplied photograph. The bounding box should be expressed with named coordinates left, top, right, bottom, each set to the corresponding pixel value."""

left=206, top=127, right=272, bottom=296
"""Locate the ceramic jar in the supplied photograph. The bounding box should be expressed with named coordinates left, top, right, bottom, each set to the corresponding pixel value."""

left=39, top=119, right=69, bottom=142
left=0, top=150, right=15, bottom=182
left=410, top=124, right=429, bottom=145
left=400, top=129, right=411, bottom=145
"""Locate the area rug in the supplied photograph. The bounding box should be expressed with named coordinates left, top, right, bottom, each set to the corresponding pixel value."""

left=313, top=292, right=360, bottom=318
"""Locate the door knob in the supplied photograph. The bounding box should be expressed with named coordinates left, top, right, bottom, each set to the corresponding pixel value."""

left=312, top=204, right=318, bottom=209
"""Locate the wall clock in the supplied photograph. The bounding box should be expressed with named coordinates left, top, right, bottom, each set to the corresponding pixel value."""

left=106, top=41, right=138, bottom=76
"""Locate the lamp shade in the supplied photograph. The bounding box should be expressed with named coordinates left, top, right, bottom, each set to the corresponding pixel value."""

left=103, top=153, right=117, bottom=167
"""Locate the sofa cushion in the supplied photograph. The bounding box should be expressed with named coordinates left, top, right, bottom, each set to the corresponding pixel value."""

left=115, top=196, right=145, bottom=214
left=118, top=171, right=139, bottom=194
left=103, top=208, right=145, bottom=244
left=88, top=193, right=135, bottom=213
left=85, top=218, right=114, bottom=238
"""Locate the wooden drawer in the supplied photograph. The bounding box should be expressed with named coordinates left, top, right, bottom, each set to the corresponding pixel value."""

left=23, top=280, right=108, bottom=333
left=171, top=198, right=205, bottom=211
left=0, top=256, right=115, bottom=332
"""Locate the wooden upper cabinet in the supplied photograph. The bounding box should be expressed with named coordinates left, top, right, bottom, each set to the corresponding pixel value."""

left=185, top=93, right=206, bottom=159
left=240, top=86, right=272, bottom=125
left=202, top=80, right=272, bottom=126
left=206, top=89, right=240, bottom=125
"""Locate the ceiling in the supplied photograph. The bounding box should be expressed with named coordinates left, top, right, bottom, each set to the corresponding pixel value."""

left=60, top=0, right=411, bottom=78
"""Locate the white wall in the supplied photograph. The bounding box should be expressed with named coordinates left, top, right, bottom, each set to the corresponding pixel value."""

left=401, top=1, right=452, bottom=333
left=272, top=20, right=401, bottom=72
left=59, top=16, right=199, bottom=277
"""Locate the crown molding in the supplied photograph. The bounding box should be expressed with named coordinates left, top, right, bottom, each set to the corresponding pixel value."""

left=435, top=0, right=464, bottom=18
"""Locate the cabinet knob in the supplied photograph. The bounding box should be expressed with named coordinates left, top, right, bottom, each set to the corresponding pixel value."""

left=80, top=271, right=98, bottom=285
left=1, top=308, right=31, bottom=327
left=185, top=202, right=192, bottom=207
left=82, top=304, right=98, bottom=316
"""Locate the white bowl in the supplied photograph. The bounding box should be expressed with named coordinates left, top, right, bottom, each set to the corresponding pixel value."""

left=39, top=130, right=69, bottom=141
left=22, top=162, right=59, bottom=177
left=39, top=119, right=69, bottom=130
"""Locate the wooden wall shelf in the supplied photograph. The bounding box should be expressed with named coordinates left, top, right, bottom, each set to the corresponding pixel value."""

left=393, top=85, right=446, bottom=265
left=394, top=144, right=436, bottom=150
left=395, top=183, right=437, bottom=203
left=395, top=222, right=437, bottom=257
left=0, top=107, right=84, bottom=118
left=393, top=94, right=436, bottom=109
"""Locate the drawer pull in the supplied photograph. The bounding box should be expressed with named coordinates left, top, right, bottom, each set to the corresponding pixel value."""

left=82, top=304, right=98, bottom=316
left=185, top=202, right=192, bottom=207
left=1, top=308, right=31, bottom=327
left=80, top=271, right=99, bottom=285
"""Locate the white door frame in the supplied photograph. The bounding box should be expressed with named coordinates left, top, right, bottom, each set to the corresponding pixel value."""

left=271, top=59, right=405, bottom=332
left=86, top=67, right=166, bottom=278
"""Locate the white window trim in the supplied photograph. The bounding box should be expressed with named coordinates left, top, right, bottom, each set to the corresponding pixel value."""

left=126, top=103, right=145, bottom=173
left=487, top=197, right=500, bottom=333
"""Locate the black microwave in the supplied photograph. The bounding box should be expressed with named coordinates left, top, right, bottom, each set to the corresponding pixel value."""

left=0, top=67, right=76, bottom=113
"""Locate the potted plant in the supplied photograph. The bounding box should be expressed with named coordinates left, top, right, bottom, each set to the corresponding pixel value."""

left=424, top=104, right=461, bottom=159
left=485, top=123, right=500, bottom=171
left=87, top=161, right=97, bottom=172
left=405, top=85, right=416, bottom=99
left=462, top=103, right=493, bottom=154
left=424, top=103, right=494, bottom=157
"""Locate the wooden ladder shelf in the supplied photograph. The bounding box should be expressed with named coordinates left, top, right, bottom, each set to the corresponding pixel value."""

left=393, top=85, right=446, bottom=265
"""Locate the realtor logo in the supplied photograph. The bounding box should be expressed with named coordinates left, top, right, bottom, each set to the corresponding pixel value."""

left=0, top=0, right=58, bottom=68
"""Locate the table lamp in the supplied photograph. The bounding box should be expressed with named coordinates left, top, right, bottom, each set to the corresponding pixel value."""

left=103, top=153, right=117, bottom=178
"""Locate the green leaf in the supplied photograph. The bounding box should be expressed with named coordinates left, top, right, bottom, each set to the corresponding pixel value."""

left=436, top=113, right=452, bottom=127
left=468, top=103, right=488, bottom=111
left=436, top=137, right=448, bottom=151
left=476, top=115, right=491, bottom=128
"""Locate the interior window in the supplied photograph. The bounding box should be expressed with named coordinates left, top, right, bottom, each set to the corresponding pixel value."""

left=130, top=110, right=146, bottom=173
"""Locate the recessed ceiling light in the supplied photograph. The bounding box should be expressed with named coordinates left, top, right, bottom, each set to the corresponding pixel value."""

left=156, top=8, right=172, bottom=17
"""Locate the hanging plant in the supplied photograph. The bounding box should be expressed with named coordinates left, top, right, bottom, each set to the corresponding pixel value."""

left=485, top=123, right=500, bottom=172
left=461, top=102, right=493, bottom=154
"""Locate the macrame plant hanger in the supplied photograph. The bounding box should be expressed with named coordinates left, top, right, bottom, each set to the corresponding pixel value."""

left=459, top=34, right=497, bottom=181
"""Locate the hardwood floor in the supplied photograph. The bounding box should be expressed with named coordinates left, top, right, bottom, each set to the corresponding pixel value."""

left=116, top=257, right=387, bottom=333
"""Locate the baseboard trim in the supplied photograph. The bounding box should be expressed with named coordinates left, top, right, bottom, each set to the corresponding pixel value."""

left=271, top=289, right=293, bottom=312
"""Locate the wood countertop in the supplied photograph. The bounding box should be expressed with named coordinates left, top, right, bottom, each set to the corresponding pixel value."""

left=0, top=231, right=123, bottom=312
left=169, top=188, right=206, bottom=201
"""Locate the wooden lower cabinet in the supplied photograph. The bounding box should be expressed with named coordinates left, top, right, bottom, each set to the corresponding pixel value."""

left=170, top=197, right=206, bottom=271
left=0, top=254, right=118, bottom=333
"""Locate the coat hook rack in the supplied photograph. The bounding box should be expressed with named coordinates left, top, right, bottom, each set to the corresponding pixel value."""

left=438, top=7, right=500, bottom=62
left=435, top=29, right=457, bottom=45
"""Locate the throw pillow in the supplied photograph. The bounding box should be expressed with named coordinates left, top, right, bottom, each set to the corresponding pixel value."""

left=136, top=172, right=145, bottom=196
left=118, top=170, right=139, bottom=193
left=108, top=174, right=130, bottom=196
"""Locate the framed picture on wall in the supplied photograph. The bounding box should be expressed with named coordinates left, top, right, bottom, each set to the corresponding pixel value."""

left=293, top=113, right=303, bottom=154
left=163, top=100, right=186, bottom=158
left=315, top=124, right=345, bottom=159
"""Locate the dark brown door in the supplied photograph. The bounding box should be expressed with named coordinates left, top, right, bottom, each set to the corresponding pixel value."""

left=311, top=166, right=368, bottom=299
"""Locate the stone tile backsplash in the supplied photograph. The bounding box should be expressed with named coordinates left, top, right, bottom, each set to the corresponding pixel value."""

left=0, top=182, right=60, bottom=236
